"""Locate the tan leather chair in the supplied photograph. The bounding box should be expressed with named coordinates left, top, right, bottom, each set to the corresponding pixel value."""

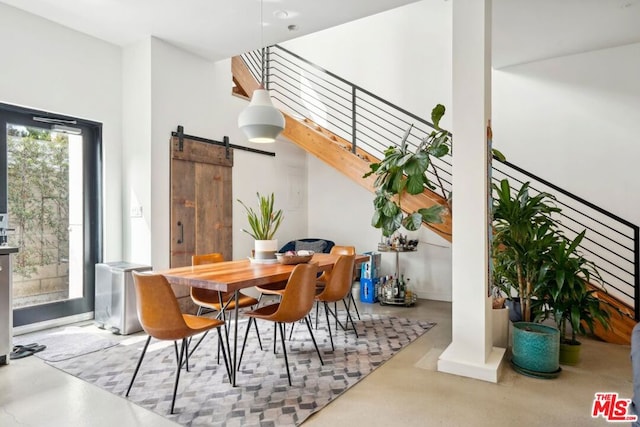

left=315, top=245, right=360, bottom=327
left=126, top=272, right=230, bottom=414
left=191, top=253, right=260, bottom=315
left=238, top=262, right=324, bottom=386
left=191, top=253, right=262, bottom=354
left=315, top=254, right=358, bottom=351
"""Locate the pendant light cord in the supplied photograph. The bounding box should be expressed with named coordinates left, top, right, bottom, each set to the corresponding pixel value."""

left=260, top=0, right=266, bottom=88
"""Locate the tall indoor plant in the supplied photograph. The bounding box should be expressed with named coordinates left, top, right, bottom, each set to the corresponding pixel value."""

left=492, top=179, right=563, bottom=376
left=238, top=192, right=284, bottom=260
left=539, top=231, right=610, bottom=364
left=492, top=179, right=561, bottom=323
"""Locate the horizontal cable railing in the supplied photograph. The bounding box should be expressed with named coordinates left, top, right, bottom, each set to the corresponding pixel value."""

left=492, top=161, right=639, bottom=318
left=240, top=45, right=639, bottom=320
left=242, top=46, right=452, bottom=200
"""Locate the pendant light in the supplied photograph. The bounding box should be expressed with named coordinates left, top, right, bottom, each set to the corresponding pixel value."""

left=238, top=0, right=285, bottom=143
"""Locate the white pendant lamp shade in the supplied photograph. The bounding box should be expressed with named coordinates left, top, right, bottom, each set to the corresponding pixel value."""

left=238, top=89, right=285, bottom=143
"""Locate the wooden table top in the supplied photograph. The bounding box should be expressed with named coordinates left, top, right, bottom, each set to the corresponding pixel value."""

left=160, top=253, right=368, bottom=292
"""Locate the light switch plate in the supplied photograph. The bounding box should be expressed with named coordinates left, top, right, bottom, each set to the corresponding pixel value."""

left=130, top=206, right=143, bottom=218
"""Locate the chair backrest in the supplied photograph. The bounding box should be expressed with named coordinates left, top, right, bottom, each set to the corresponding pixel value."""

left=132, top=271, right=189, bottom=341
left=279, top=239, right=335, bottom=254
left=191, top=253, right=226, bottom=301
left=317, top=254, right=356, bottom=302
left=192, top=252, right=224, bottom=265
left=329, top=245, right=356, bottom=280
left=330, top=245, right=355, bottom=256
left=273, top=262, right=319, bottom=323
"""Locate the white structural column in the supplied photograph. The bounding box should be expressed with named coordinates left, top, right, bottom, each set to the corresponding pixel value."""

left=437, top=0, right=505, bottom=383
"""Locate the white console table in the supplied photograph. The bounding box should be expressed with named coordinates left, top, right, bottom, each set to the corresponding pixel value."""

left=0, top=246, right=18, bottom=365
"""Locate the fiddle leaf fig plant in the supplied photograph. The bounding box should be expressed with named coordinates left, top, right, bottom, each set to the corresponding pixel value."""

left=364, top=104, right=450, bottom=237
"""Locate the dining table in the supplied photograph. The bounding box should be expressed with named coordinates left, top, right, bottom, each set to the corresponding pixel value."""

left=159, top=252, right=369, bottom=386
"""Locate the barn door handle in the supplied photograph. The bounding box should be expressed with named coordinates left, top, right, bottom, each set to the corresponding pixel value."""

left=177, top=221, right=183, bottom=244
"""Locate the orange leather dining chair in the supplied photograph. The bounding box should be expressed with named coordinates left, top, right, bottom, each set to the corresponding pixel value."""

left=237, top=262, right=324, bottom=386
left=314, top=245, right=360, bottom=327
left=191, top=253, right=260, bottom=317
left=190, top=253, right=262, bottom=354
left=315, top=254, right=357, bottom=351
left=126, top=271, right=230, bottom=414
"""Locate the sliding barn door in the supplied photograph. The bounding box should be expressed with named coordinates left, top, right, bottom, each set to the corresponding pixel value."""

left=170, top=136, right=233, bottom=269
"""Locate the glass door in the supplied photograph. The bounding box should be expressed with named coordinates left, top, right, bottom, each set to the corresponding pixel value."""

left=0, top=104, right=102, bottom=327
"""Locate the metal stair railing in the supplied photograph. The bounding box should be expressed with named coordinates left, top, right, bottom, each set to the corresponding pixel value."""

left=239, top=45, right=640, bottom=320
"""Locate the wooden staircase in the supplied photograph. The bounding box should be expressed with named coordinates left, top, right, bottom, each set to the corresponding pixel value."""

left=232, top=55, right=634, bottom=345
left=232, top=56, right=452, bottom=241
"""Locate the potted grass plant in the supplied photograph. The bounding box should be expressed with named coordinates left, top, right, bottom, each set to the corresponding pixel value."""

left=539, top=230, right=610, bottom=365
left=238, top=192, right=283, bottom=260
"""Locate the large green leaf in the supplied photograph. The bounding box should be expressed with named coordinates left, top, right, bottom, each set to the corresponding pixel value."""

left=402, top=213, right=424, bottom=231
left=431, top=104, right=446, bottom=129
left=406, top=173, right=426, bottom=195
left=382, top=200, right=399, bottom=217
left=418, top=205, right=445, bottom=224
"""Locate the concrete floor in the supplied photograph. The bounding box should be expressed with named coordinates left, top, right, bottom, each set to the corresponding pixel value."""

left=0, top=296, right=634, bottom=427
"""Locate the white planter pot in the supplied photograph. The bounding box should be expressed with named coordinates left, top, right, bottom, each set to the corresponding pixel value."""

left=254, top=239, right=278, bottom=260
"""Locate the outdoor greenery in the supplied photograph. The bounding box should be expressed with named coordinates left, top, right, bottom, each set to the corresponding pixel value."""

left=237, top=192, right=283, bottom=240
left=7, top=126, right=69, bottom=277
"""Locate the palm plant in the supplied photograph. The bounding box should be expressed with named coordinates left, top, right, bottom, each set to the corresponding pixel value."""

left=492, top=179, right=561, bottom=322
left=237, top=192, right=283, bottom=240
left=540, top=231, right=610, bottom=343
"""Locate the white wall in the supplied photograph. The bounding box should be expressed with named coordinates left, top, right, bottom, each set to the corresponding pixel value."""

left=122, top=39, right=152, bottom=265
left=282, top=0, right=453, bottom=129
left=0, top=2, right=123, bottom=262
left=493, top=42, right=640, bottom=229
left=120, top=38, right=309, bottom=269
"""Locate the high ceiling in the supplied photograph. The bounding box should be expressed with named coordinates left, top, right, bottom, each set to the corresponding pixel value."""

left=1, top=0, right=639, bottom=67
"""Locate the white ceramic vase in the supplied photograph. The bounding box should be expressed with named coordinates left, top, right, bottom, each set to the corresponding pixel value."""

left=254, top=239, right=278, bottom=260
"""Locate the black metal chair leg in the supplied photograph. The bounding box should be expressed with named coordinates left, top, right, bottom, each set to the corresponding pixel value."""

left=217, top=327, right=232, bottom=380
left=126, top=335, right=151, bottom=397
left=343, top=299, right=359, bottom=338
left=304, top=316, right=324, bottom=365
left=288, top=321, right=296, bottom=340
left=238, top=317, right=253, bottom=370
left=273, top=324, right=278, bottom=354
left=170, top=339, right=187, bottom=414
left=278, top=322, right=292, bottom=386
left=349, top=292, right=361, bottom=320
left=324, top=302, right=334, bottom=351
left=254, top=319, right=263, bottom=351
left=184, top=337, right=190, bottom=372
left=315, top=300, right=320, bottom=329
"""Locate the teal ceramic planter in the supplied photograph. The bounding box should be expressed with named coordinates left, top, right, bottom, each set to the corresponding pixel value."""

left=512, top=322, right=560, bottom=376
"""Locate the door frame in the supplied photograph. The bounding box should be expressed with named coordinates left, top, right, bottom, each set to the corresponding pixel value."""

left=0, top=103, right=103, bottom=326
